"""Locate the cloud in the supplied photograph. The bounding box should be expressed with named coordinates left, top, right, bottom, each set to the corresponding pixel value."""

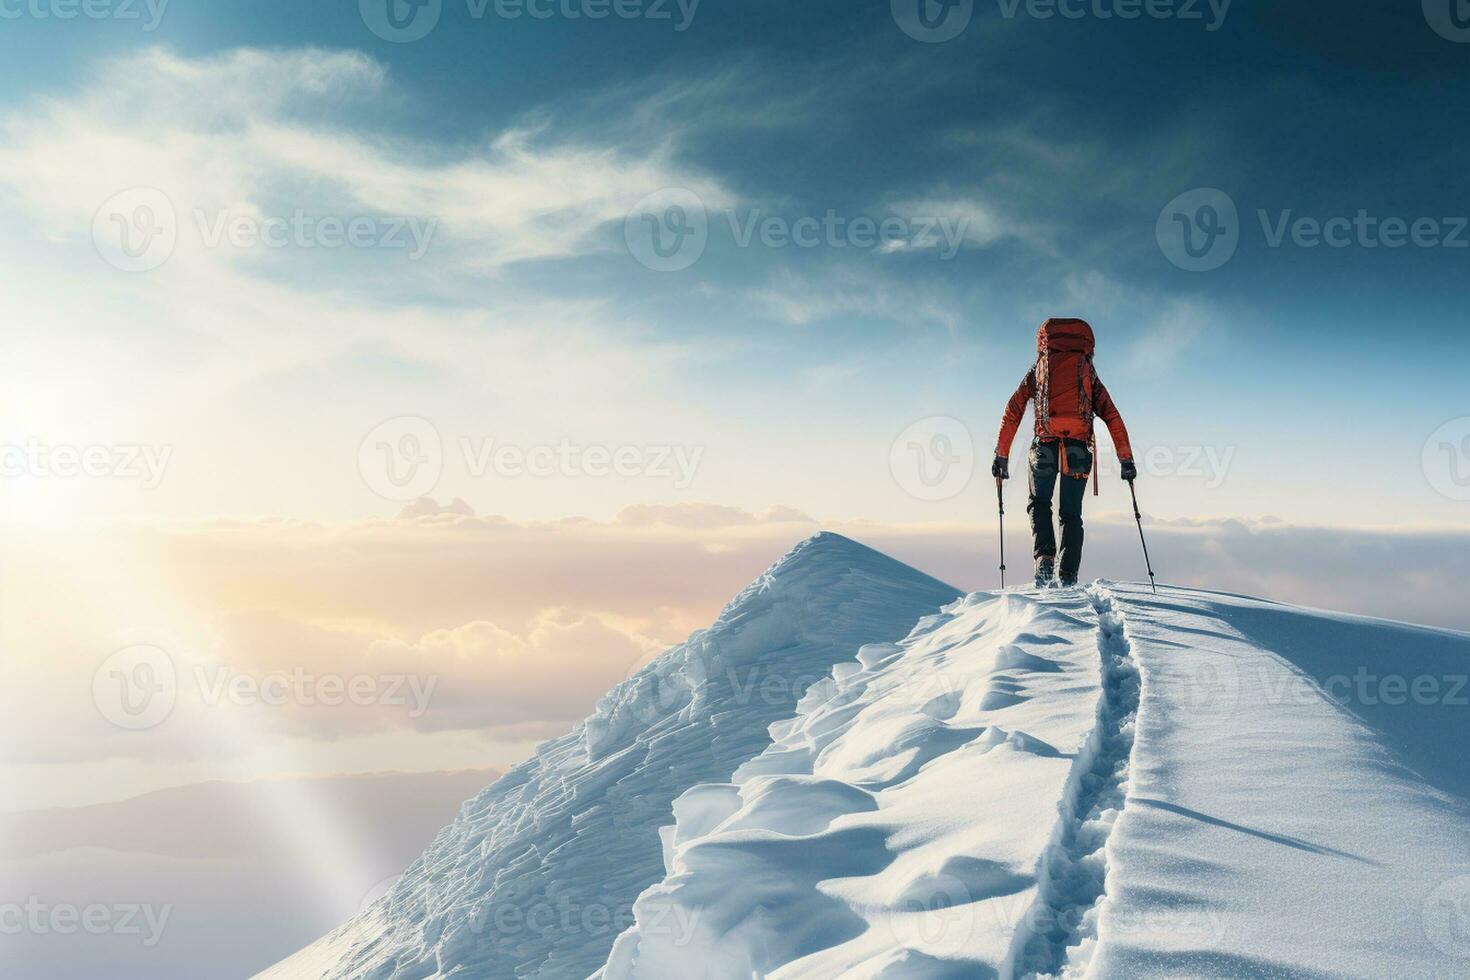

left=0, top=44, right=737, bottom=513
left=1043, top=271, right=1226, bottom=374
left=1, top=769, right=503, bottom=979
left=0, top=48, right=388, bottom=240
left=365, top=610, right=662, bottom=733
left=0, top=45, right=730, bottom=430
left=0, top=46, right=730, bottom=274
left=885, top=195, right=1048, bottom=253
left=613, top=502, right=813, bottom=528
left=846, top=515, right=1470, bottom=633
left=186, top=606, right=662, bottom=741
left=10, top=506, right=1469, bottom=773
left=0, top=504, right=828, bottom=767
left=747, top=265, right=969, bottom=332
left=397, top=497, right=477, bottom=519
left=1123, top=299, right=1219, bottom=373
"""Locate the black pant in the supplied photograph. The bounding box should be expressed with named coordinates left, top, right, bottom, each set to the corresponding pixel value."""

left=1028, top=438, right=1092, bottom=582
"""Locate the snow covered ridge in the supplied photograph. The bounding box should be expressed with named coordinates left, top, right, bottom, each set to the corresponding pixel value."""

left=262, top=534, right=1470, bottom=980
left=600, top=582, right=1470, bottom=979
left=256, top=532, right=960, bottom=980
left=598, top=584, right=1128, bottom=979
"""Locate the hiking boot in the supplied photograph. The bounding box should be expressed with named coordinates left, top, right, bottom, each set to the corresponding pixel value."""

left=1035, top=557, right=1055, bottom=589
left=1057, top=571, right=1078, bottom=588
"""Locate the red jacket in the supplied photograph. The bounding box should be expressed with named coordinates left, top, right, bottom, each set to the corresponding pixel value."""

left=996, top=366, right=1133, bottom=462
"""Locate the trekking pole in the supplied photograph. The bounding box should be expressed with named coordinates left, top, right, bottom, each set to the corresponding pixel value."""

left=1127, top=479, right=1158, bottom=594
left=996, top=477, right=1007, bottom=590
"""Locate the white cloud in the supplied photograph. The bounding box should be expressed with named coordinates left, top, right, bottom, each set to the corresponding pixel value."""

left=364, top=609, right=663, bottom=733
left=1051, top=272, right=1224, bottom=373
left=0, top=45, right=732, bottom=520
left=0, top=46, right=729, bottom=272
left=397, top=497, right=476, bottom=520
left=0, top=48, right=387, bottom=239
left=886, top=195, right=1043, bottom=252
left=1124, top=299, right=1218, bottom=373
left=614, top=502, right=813, bottom=528
left=748, top=265, right=968, bottom=332
left=0, top=46, right=729, bottom=394
left=11, top=507, right=1469, bottom=770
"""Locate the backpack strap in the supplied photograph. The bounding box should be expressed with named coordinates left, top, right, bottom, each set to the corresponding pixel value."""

left=1034, top=351, right=1050, bottom=432
left=1080, top=358, right=1096, bottom=425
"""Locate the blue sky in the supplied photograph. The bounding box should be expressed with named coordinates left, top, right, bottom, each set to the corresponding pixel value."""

left=4, top=0, right=1464, bottom=525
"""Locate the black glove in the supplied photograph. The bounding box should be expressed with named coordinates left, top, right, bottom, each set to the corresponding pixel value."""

left=1120, top=458, right=1138, bottom=482
left=992, top=455, right=1010, bottom=480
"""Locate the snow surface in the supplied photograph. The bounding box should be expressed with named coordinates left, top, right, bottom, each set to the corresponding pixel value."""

left=256, top=533, right=959, bottom=980
left=262, top=534, right=1470, bottom=980
left=1087, top=583, right=1470, bottom=979
left=600, top=580, right=1470, bottom=979
left=598, top=583, right=1119, bottom=979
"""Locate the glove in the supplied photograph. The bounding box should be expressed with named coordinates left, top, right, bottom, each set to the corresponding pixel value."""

left=992, top=455, right=1010, bottom=480
left=1120, top=458, right=1138, bottom=482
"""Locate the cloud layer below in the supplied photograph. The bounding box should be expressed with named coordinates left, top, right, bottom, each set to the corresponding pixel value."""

left=8, top=502, right=1466, bottom=794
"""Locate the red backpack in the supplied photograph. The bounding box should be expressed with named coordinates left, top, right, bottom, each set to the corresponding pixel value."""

left=1035, top=317, right=1104, bottom=492
left=1034, top=317, right=1096, bottom=442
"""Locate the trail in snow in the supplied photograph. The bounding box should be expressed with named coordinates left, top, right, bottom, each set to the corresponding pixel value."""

left=600, top=587, right=1108, bottom=979
left=1012, top=584, right=1140, bottom=979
